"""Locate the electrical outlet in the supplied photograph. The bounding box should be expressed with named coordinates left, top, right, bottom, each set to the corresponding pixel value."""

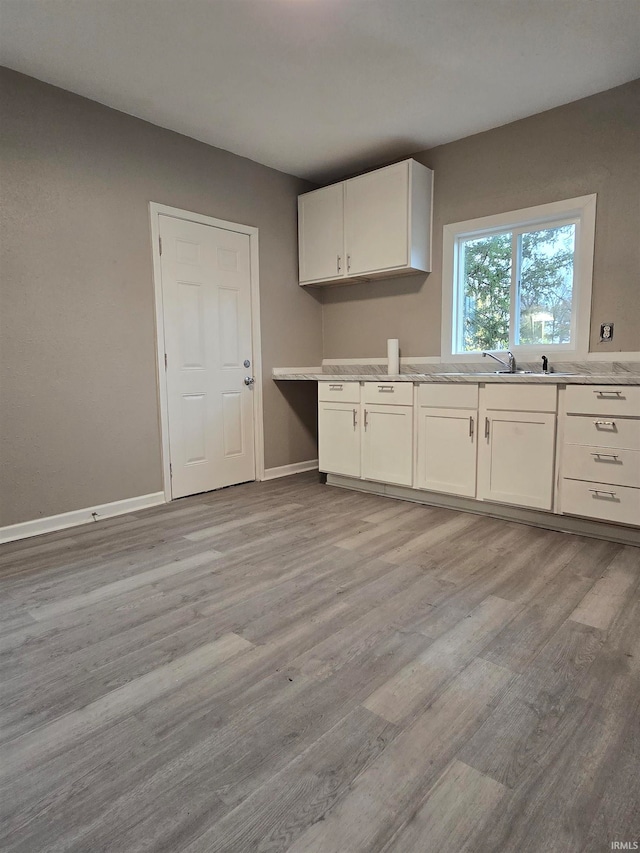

left=600, top=323, right=614, bottom=342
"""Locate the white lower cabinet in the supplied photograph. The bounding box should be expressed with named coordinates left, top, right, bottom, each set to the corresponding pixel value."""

left=318, top=382, right=413, bottom=486
left=317, top=378, right=638, bottom=533
left=362, top=404, right=413, bottom=486
left=560, top=385, right=640, bottom=526
left=318, top=401, right=360, bottom=478
left=416, top=385, right=478, bottom=497
left=416, top=408, right=477, bottom=497
left=477, top=410, right=556, bottom=510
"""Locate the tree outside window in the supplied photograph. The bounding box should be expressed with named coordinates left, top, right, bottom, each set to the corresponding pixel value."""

left=458, top=223, right=576, bottom=353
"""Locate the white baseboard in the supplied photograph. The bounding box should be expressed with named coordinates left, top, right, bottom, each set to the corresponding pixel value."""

left=261, top=459, right=319, bottom=481
left=0, top=492, right=166, bottom=544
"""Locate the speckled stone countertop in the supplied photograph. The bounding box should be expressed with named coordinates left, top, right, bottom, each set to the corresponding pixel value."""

left=272, top=361, right=640, bottom=385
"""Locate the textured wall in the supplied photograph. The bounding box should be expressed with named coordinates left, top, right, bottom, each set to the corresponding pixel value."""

left=322, top=80, right=640, bottom=358
left=0, top=68, right=322, bottom=526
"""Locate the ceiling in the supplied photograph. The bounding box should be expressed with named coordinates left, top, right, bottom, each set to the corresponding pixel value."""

left=1, top=0, right=639, bottom=183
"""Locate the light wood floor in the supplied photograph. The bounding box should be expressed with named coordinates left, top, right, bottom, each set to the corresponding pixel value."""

left=1, top=473, right=638, bottom=852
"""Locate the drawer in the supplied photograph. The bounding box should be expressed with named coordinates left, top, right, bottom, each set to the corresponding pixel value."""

left=563, top=444, right=640, bottom=489
left=565, top=385, right=640, bottom=417
left=482, top=384, right=556, bottom=413
left=564, top=414, right=640, bottom=451
left=363, top=381, right=413, bottom=406
left=418, top=383, right=478, bottom=409
left=318, top=381, right=361, bottom=404
left=561, top=479, right=640, bottom=528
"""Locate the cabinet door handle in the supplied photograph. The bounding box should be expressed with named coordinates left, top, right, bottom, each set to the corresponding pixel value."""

left=337, top=255, right=341, bottom=274
left=469, top=416, right=475, bottom=439
left=594, top=390, right=623, bottom=398
left=347, top=254, right=351, bottom=272
left=364, top=409, right=368, bottom=430
left=353, top=408, right=357, bottom=430
left=484, top=417, right=490, bottom=439
left=591, top=452, right=619, bottom=461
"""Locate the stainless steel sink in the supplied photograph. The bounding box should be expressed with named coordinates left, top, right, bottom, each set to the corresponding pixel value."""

left=432, top=371, right=577, bottom=377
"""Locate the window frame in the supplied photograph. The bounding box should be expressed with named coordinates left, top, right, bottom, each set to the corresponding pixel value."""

left=441, top=195, right=597, bottom=362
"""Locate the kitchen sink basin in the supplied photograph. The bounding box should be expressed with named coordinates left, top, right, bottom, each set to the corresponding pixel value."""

left=432, top=371, right=578, bottom=377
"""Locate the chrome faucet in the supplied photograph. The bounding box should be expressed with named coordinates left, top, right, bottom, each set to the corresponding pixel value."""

left=482, top=350, right=517, bottom=373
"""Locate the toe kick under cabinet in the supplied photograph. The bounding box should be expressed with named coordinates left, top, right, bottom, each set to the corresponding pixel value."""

left=560, top=385, right=640, bottom=526
left=318, top=381, right=414, bottom=486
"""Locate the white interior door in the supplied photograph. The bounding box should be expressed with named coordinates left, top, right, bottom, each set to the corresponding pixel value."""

left=159, top=214, right=255, bottom=499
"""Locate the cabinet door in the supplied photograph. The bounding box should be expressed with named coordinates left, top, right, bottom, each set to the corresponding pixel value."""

left=362, top=404, right=413, bottom=486
left=477, top=411, right=556, bottom=510
left=298, top=184, right=345, bottom=284
left=345, top=162, right=409, bottom=276
left=417, top=407, right=477, bottom=497
left=318, top=402, right=360, bottom=477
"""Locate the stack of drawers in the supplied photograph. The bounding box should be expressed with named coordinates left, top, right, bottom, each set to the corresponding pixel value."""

left=561, top=385, right=640, bottom=527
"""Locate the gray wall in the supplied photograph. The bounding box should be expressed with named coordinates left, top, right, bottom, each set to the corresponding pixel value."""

left=0, top=68, right=322, bottom=527
left=322, top=80, right=640, bottom=358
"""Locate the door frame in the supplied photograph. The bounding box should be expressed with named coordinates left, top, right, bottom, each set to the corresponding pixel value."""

left=149, top=202, right=265, bottom=501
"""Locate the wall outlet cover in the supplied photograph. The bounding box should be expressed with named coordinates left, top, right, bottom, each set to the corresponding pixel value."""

left=599, top=322, right=614, bottom=342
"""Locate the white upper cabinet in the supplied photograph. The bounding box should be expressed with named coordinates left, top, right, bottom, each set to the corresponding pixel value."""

left=298, top=159, right=433, bottom=286
left=345, top=162, right=410, bottom=276
left=298, top=183, right=345, bottom=284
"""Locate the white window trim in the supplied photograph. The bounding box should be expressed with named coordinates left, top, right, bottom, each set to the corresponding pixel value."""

left=441, top=194, right=596, bottom=362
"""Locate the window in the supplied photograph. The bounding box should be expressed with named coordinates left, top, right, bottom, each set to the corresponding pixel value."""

left=442, top=195, right=596, bottom=359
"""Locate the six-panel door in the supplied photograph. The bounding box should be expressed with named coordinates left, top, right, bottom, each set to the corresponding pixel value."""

left=477, top=411, right=556, bottom=510
left=361, top=404, right=413, bottom=486
left=417, top=408, right=477, bottom=497
left=318, top=401, right=361, bottom=477
left=159, top=214, right=255, bottom=499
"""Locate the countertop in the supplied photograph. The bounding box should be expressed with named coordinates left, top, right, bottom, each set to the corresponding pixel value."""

left=272, top=368, right=640, bottom=386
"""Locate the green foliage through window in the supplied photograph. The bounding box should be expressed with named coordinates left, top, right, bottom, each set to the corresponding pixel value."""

left=457, top=223, right=575, bottom=352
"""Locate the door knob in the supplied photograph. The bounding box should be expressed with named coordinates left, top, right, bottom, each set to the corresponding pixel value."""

left=244, top=376, right=255, bottom=386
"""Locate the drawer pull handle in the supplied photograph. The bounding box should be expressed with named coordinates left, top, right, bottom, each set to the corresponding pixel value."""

left=469, top=416, right=475, bottom=440
left=378, top=385, right=395, bottom=392
left=352, top=408, right=357, bottom=430
left=594, top=390, right=624, bottom=398
left=329, top=384, right=343, bottom=391
left=590, top=452, right=620, bottom=461
left=594, top=420, right=616, bottom=429
left=588, top=489, right=618, bottom=499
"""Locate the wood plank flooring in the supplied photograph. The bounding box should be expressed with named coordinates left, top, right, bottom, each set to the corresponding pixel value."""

left=1, top=473, right=638, bottom=852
